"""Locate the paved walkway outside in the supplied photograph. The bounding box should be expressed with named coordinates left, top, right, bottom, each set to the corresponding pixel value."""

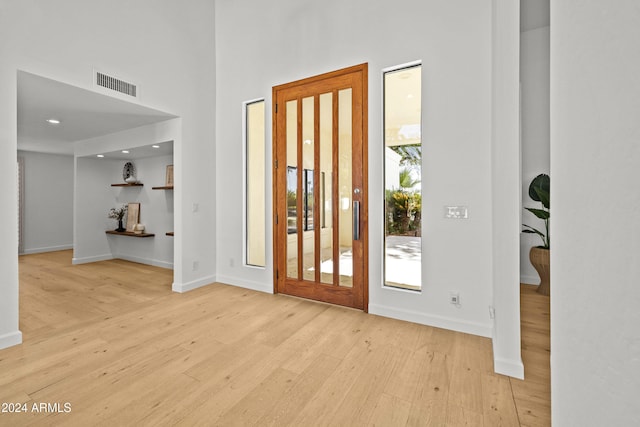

left=385, top=235, right=421, bottom=290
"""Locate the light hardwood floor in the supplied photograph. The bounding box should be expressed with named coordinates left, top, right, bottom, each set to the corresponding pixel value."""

left=0, top=250, right=550, bottom=426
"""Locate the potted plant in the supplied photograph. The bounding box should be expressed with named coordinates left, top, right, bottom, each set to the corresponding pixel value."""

left=108, top=204, right=128, bottom=232
left=522, top=173, right=550, bottom=295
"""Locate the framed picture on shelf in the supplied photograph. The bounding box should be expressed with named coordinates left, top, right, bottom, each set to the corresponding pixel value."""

left=165, top=165, right=174, bottom=187
left=126, top=203, right=140, bottom=232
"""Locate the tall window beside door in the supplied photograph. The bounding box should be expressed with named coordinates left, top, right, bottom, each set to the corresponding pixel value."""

left=384, top=63, right=422, bottom=290
left=244, top=99, right=266, bottom=267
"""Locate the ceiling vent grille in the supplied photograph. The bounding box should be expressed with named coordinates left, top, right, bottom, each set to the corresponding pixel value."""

left=96, top=72, right=137, bottom=97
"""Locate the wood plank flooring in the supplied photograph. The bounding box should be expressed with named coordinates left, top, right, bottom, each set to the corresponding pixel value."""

left=0, top=250, right=550, bottom=426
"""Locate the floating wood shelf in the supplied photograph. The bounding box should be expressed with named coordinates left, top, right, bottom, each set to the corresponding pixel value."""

left=152, top=185, right=174, bottom=190
left=166, top=232, right=174, bottom=236
left=111, top=183, right=143, bottom=187
left=106, top=230, right=155, bottom=237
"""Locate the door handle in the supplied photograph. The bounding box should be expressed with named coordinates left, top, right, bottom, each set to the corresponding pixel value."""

left=353, top=201, right=360, bottom=241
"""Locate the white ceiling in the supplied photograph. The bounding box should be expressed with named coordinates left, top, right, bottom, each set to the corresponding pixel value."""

left=17, top=71, right=176, bottom=157
left=90, top=141, right=174, bottom=160
left=385, top=66, right=421, bottom=147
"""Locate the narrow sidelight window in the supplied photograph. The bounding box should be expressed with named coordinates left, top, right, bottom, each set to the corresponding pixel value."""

left=383, top=63, right=422, bottom=290
left=244, top=99, right=266, bottom=267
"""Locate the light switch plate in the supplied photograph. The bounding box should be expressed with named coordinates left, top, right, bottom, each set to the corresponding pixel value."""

left=444, top=206, right=468, bottom=219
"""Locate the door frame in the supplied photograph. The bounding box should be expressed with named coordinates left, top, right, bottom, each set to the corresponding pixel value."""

left=271, top=63, right=369, bottom=311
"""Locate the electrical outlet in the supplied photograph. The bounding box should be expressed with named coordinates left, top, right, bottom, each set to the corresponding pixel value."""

left=192, top=260, right=199, bottom=271
left=229, top=258, right=235, bottom=267
left=450, top=292, right=460, bottom=305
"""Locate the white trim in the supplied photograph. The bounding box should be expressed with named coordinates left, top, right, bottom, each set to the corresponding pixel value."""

left=381, top=284, right=421, bottom=295
left=22, top=244, right=73, bottom=255
left=172, top=274, right=217, bottom=293
left=17, top=156, right=24, bottom=254
left=0, top=331, right=23, bottom=350
left=381, top=59, right=423, bottom=74
left=369, top=303, right=493, bottom=338
left=72, top=253, right=173, bottom=269
left=216, top=275, right=274, bottom=294
left=493, top=356, right=525, bottom=379
left=381, top=61, right=424, bottom=290
left=72, top=254, right=114, bottom=264
left=115, top=255, right=173, bottom=270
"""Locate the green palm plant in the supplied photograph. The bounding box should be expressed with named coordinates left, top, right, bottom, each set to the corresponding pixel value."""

left=386, top=190, right=421, bottom=235
left=399, top=168, right=421, bottom=189
left=522, top=173, right=550, bottom=249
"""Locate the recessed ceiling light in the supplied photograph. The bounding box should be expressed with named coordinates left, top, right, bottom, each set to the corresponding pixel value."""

left=122, top=150, right=129, bottom=154
left=46, top=119, right=61, bottom=124
left=152, top=145, right=160, bottom=148
left=97, top=154, right=104, bottom=158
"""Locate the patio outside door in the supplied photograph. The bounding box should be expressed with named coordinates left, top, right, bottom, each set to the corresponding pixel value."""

left=273, top=64, right=368, bottom=310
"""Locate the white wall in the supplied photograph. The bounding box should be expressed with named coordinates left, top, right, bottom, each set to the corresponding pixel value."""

left=74, top=157, right=121, bottom=263
left=18, top=150, right=74, bottom=254
left=73, top=122, right=177, bottom=268
left=384, top=148, right=401, bottom=190
left=74, top=149, right=174, bottom=269
left=520, top=25, right=550, bottom=284
left=0, top=0, right=216, bottom=349
left=552, top=1, right=640, bottom=425
left=491, top=0, right=523, bottom=379
left=214, top=0, right=521, bottom=375
left=114, top=154, right=174, bottom=268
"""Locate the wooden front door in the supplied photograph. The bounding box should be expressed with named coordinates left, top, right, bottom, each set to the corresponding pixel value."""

left=273, top=64, right=368, bottom=310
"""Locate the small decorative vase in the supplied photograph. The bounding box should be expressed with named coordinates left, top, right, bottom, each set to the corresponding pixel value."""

left=116, top=219, right=126, bottom=232
left=133, top=223, right=145, bottom=234
left=529, top=247, right=550, bottom=296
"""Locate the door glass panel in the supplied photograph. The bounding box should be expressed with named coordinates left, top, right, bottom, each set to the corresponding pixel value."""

left=245, top=100, right=265, bottom=267
left=384, top=64, right=422, bottom=290
left=338, top=88, right=353, bottom=288
left=302, top=96, right=315, bottom=281
left=286, top=99, right=298, bottom=279
left=319, top=92, right=334, bottom=285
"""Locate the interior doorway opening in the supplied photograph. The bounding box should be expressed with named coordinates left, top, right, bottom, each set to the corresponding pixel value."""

left=16, top=70, right=178, bottom=339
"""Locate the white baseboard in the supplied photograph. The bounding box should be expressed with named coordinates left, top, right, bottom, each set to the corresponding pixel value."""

left=72, top=254, right=173, bottom=269
left=520, top=274, right=539, bottom=285
left=215, top=275, right=274, bottom=294
left=494, top=356, right=525, bottom=379
left=0, top=330, right=23, bottom=350
left=172, top=274, right=217, bottom=293
left=116, top=255, right=173, bottom=270
left=368, top=303, right=493, bottom=338
left=22, top=244, right=73, bottom=255
left=72, top=254, right=114, bottom=264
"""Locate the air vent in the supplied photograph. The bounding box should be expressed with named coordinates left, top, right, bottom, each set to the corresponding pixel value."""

left=95, top=72, right=137, bottom=97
